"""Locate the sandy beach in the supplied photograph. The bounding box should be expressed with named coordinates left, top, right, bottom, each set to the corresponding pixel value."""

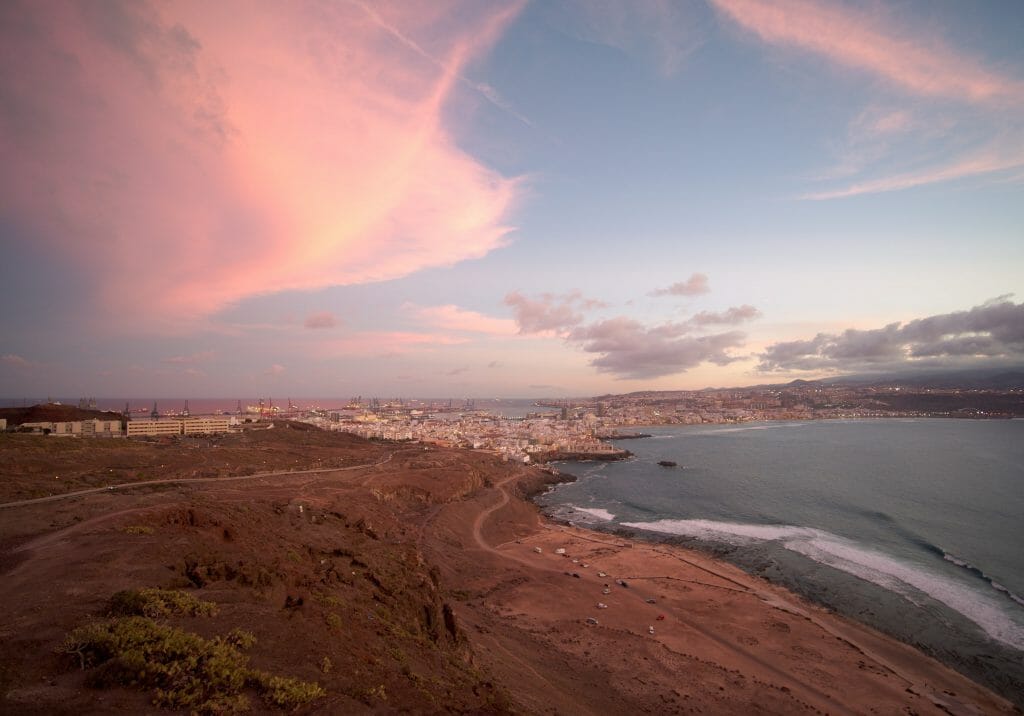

left=425, top=465, right=1019, bottom=714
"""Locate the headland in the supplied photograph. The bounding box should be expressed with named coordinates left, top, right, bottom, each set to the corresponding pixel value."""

left=0, top=424, right=1016, bottom=714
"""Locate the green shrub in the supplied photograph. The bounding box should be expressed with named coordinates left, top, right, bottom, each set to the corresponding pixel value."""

left=63, top=616, right=323, bottom=713
left=122, top=525, right=155, bottom=535
left=107, top=588, right=218, bottom=618
left=247, top=672, right=326, bottom=709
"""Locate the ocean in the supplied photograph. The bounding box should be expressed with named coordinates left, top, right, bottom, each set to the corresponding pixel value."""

left=539, top=419, right=1024, bottom=705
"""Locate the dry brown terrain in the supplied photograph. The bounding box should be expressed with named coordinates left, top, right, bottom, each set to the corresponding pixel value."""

left=0, top=426, right=1017, bottom=714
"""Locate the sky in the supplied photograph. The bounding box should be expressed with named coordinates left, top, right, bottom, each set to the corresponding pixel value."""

left=1, top=0, right=1023, bottom=399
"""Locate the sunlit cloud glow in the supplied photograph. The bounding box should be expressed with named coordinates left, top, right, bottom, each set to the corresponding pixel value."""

left=711, top=0, right=1024, bottom=104
left=304, top=312, right=338, bottom=330
left=802, top=148, right=1024, bottom=200
left=403, top=303, right=517, bottom=335
left=651, top=273, right=710, bottom=297
left=0, top=0, right=522, bottom=331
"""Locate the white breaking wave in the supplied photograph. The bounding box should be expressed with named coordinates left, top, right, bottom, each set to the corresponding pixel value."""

left=690, top=423, right=805, bottom=436
left=568, top=505, right=615, bottom=521
left=620, top=518, right=1024, bottom=651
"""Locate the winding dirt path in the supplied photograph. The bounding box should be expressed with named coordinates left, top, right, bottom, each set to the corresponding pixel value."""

left=0, top=452, right=394, bottom=510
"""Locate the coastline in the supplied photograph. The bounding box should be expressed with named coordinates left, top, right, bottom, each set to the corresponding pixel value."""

left=502, top=466, right=1022, bottom=711
left=530, top=448, right=631, bottom=464
left=1, top=430, right=1017, bottom=714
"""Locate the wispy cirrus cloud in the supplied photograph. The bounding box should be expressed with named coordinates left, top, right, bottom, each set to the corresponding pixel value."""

left=318, top=331, right=470, bottom=358
left=802, top=148, right=1024, bottom=200
left=758, top=297, right=1024, bottom=373
left=162, top=350, right=216, bottom=365
left=548, top=0, right=706, bottom=76
left=711, top=0, right=1024, bottom=198
left=710, top=0, right=1024, bottom=105
left=0, top=1, right=523, bottom=332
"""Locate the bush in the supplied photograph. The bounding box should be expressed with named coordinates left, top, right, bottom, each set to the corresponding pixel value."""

left=64, top=616, right=323, bottom=713
left=107, top=588, right=218, bottom=618
left=122, top=525, right=155, bottom=536
left=248, top=671, right=327, bottom=709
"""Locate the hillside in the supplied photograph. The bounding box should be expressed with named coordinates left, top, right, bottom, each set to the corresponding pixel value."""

left=0, top=403, right=125, bottom=427
left=0, top=424, right=1015, bottom=714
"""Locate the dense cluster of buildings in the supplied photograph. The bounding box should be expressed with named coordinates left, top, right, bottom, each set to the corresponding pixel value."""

left=337, top=411, right=622, bottom=462
left=289, top=380, right=1021, bottom=461
left=8, top=379, right=1017, bottom=453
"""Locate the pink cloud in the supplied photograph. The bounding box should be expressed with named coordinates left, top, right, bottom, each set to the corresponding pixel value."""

left=866, top=109, right=914, bottom=136
left=711, top=0, right=1024, bottom=104
left=504, top=290, right=605, bottom=336
left=403, top=303, right=517, bottom=335
left=162, top=350, right=216, bottom=364
left=568, top=317, right=746, bottom=379
left=1, top=354, right=33, bottom=368
left=0, top=1, right=522, bottom=332
left=304, top=312, right=338, bottom=330
left=802, top=148, right=1024, bottom=200
left=265, top=364, right=286, bottom=376
left=688, top=305, right=761, bottom=326
left=651, top=273, right=710, bottom=297
left=319, top=331, right=470, bottom=357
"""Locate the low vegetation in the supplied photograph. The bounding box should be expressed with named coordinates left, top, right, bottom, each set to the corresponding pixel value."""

left=63, top=590, right=324, bottom=714
left=106, top=588, right=218, bottom=618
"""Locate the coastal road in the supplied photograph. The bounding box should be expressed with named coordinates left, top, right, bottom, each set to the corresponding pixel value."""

left=0, top=452, right=394, bottom=510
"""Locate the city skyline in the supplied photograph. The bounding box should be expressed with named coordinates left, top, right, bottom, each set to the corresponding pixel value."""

left=2, top=0, right=1023, bottom=397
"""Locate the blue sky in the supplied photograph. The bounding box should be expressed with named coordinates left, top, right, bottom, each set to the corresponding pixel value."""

left=1, top=0, right=1022, bottom=398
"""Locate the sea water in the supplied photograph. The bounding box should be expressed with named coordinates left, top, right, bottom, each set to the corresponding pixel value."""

left=539, top=419, right=1024, bottom=704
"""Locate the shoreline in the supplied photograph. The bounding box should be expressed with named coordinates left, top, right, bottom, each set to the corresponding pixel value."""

left=518, top=464, right=1023, bottom=709
left=476, top=466, right=1016, bottom=713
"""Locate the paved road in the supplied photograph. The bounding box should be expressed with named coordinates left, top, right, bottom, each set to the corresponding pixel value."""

left=0, top=452, right=393, bottom=510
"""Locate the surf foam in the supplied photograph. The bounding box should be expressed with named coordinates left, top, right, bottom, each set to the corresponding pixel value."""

left=621, top=518, right=1024, bottom=651
left=567, top=505, right=615, bottom=521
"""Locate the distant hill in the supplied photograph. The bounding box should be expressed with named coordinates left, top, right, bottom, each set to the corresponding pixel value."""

left=0, top=403, right=125, bottom=427
left=826, top=368, right=1024, bottom=390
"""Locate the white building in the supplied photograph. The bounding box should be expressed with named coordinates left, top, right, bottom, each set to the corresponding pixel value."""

left=182, top=417, right=231, bottom=434
left=127, top=416, right=233, bottom=437
left=126, top=420, right=185, bottom=437
left=17, top=419, right=124, bottom=437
